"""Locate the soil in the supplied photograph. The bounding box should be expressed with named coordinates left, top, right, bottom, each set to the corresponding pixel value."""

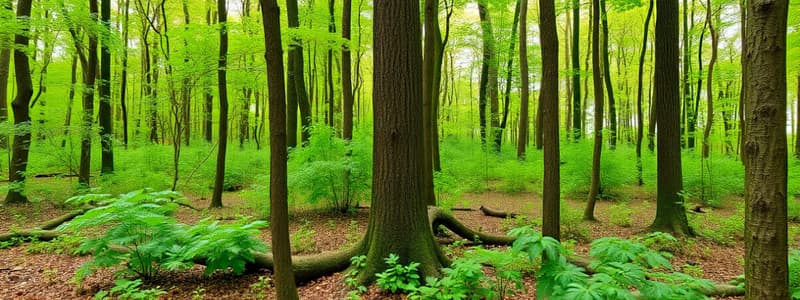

left=0, top=183, right=759, bottom=299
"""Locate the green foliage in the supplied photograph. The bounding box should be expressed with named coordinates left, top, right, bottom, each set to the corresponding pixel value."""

left=609, top=202, right=633, bottom=227
left=26, top=234, right=83, bottom=255
left=93, top=279, right=166, bottom=300
left=375, top=254, right=422, bottom=294
left=60, top=189, right=268, bottom=281
left=248, top=276, right=272, bottom=299
left=344, top=255, right=368, bottom=296
left=560, top=206, right=591, bottom=242
left=291, top=220, right=317, bottom=254
left=791, top=250, right=800, bottom=298
left=287, top=125, right=371, bottom=212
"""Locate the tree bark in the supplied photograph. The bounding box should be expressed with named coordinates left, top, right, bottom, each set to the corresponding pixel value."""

left=477, top=1, right=497, bottom=150
left=358, top=0, right=447, bottom=283
left=210, top=0, right=229, bottom=208
left=539, top=0, right=560, bottom=240
left=4, top=0, right=33, bottom=204
left=743, top=0, right=789, bottom=297
left=702, top=0, right=717, bottom=159
left=599, top=0, right=616, bottom=148
left=260, top=0, right=300, bottom=298
left=287, top=0, right=311, bottom=146
left=516, top=0, right=530, bottom=160
left=77, top=0, right=99, bottom=187
left=422, top=0, right=438, bottom=206
left=650, top=0, right=692, bottom=236
left=584, top=0, right=604, bottom=221
left=496, top=0, right=521, bottom=150
left=120, top=0, right=129, bottom=147
left=342, top=0, right=353, bottom=140
left=571, top=0, right=581, bottom=141
left=796, top=74, right=800, bottom=159
left=636, top=0, right=653, bottom=185
left=99, top=0, right=114, bottom=174
left=0, top=0, right=12, bottom=149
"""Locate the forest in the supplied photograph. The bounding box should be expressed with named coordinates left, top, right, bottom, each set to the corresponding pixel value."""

left=0, top=0, right=795, bottom=298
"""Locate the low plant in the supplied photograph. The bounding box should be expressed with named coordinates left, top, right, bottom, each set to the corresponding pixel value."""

left=375, top=253, right=421, bottom=294
left=26, top=234, right=83, bottom=255
left=291, top=220, right=317, bottom=254
left=609, top=202, right=633, bottom=227
left=344, top=255, right=368, bottom=297
left=248, top=276, right=272, bottom=299
left=93, top=279, right=166, bottom=300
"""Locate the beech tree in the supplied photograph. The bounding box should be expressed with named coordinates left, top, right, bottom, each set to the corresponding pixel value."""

left=516, top=0, right=529, bottom=160
left=584, top=0, right=604, bottom=221
left=540, top=0, right=560, bottom=239
left=4, top=0, right=33, bottom=204
left=742, top=0, right=789, bottom=297
left=210, top=0, right=229, bottom=208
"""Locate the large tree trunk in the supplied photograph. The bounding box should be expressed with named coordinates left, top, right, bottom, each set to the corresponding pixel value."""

left=743, top=0, right=789, bottom=297
left=210, top=0, right=229, bottom=208
left=701, top=0, right=717, bottom=159
left=99, top=0, right=114, bottom=174
left=358, top=0, right=446, bottom=283
left=599, top=0, right=616, bottom=148
left=516, top=0, right=529, bottom=160
left=650, top=0, right=692, bottom=236
left=584, top=0, right=604, bottom=221
left=260, top=0, right=299, bottom=298
left=636, top=0, right=653, bottom=185
left=571, top=0, right=581, bottom=141
left=539, top=0, right=560, bottom=240
left=4, top=0, right=33, bottom=204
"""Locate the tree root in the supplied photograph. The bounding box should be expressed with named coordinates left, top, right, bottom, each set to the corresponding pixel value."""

left=479, top=206, right=518, bottom=218
left=0, top=230, right=61, bottom=242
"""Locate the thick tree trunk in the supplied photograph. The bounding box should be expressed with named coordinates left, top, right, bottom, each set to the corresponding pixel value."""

left=636, top=0, right=653, bottom=185
left=584, top=0, right=604, bottom=221
left=599, top=0, right=616, bottom=148
left=99, top=0, right=114, bottom=174
left=260, top=1, right=299, bottom=298
left=516, top=0, right=529, bottom=160
left=358, top=0, right=446, bottom=283
left=4, top=0, right=33, bottom=204
left=540, top=0, right=560, bottom=240
left=477, top=2, right=494, bottom=147
left=650, top=0, right=692, bottom=236
left=571, top=0, right=581, bottom=141
left=743, top=0, right=789, bottom=298
left=210, top=0, right=229, bottom=209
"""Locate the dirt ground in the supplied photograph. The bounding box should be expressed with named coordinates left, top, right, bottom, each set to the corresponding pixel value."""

left=0, top=184, right=755, bottom=299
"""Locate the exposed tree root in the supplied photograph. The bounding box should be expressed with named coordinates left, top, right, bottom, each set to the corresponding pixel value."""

left=479, top=205, right=518, bottom=218
left=0, top=230, right=60, bottom=242
left=429, top=207, right=515, bottom=245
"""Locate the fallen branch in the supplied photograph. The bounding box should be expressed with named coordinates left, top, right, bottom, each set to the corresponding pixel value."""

left=479, top=206, right=518, bottom=218
left=0, top=230, right=61, bottom=242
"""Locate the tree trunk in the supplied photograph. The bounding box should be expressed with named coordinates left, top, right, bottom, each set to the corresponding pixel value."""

left=516, top=0, right=529, bottom=160
left=636, top=0, right=653, bottom=185
left=120, top=0, right=129, bottom=147
left=571, top=0, right=581, bottom=141
left=4, top=0, right=33, bottom=204
left=702, top=0, right=717, bottom=159
left=78, top=0, right=99, bottom=187
left=342, top=0, right=353, bottom=140
left=99, top=0, right=114, bottom=174
left=495, top=0, right=521, bottom=150
left=182, top=0, right=191, bottom=146
left=260, top=0, right=299, bottom=298
left=477, top=1, right=495, bottom=148
left=539, top=0, right=560, bottom=240
left=743, top=0, right=789, bottom=297
left=681, top=0, right=691, bottom=149
left=287, top=0, right=311, bottom=146
left=210, top=0, right=229, bottom=208
left=796, top=74, right=800, bottom=159
left=584, top=0, right=604, bottom=221
left=650, top=0, right=692, bottom=236
left=358, top=0, right=446, bottom=283
left=62, top=56, right=78, bottom=148
left=326, top=0, right=335, bottom=130
left=422, top=0, right=439, bottom=206
left=600, top=0, right=616, bottom=148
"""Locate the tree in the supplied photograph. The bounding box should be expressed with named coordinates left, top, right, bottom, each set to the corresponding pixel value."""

left=342, top=0, right=353, bottom=140
left=650, top=0, right=691, bottom=236
left=260, top=0, right=299, bottom=298
left=571, top=0, right=581, bottom=141
left=496, top=0, right=521, bottom=150
left=4, top=0, right=33, bottom=204
left=99, top=0, right=114, bottom=174
left=636, top=0, right=654, bottom=185
left=477, top=1, right=497, bottom=149
left=701, top=0, right=717, bottom=159
left=286, top=0, right=311, bottom=147
left=516, top=0, right=530, bottom=160
left=599, top=0, right=616, bottom=148
left=584, top=0, right=604, bottom=221
left=119, top=0, right=129, bottom=147
left=210, top=0, right=229, bottom=209
left=539, top=0, right=560, bottom=240
left=74, top=0, right=99, bottom=187
left=743, top=0, right=789, bottom=297
left=356, top=0, right=445, bottom=282
left=422, top=0, right=438, bottom=205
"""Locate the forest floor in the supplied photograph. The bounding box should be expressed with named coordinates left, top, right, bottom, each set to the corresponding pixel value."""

left=0, top=178, right=765, bottom=299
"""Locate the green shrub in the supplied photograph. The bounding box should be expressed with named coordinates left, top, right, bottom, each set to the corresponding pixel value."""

left=375, top=253, right=422, bottom=294
left=609, top=203, right=633, bottom=227
left=93, top=279, right=165, bottom=300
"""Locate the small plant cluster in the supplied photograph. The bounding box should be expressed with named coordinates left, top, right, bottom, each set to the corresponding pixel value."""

left=288, top=125, right=371, bottom=213
left=93, top=279, right=165, bottom=300
left=344, top=255, right=368, bottom=299
left=364, top=228, right=714, bottom=299
left=59, top=189, right=268, bottom=283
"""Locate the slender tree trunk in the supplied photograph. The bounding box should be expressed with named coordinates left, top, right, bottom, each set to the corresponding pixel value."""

left=210, top=0, right=229, bottom=208
left=692, top=19, right=707, bottom=150
left=62, top=56, right=78, bottom=148
left=342, top=0, right=353, bottom=140
left=496, top=0, right=521, bottom=150
left=636, top=0, right=653, bottom=185
left=77, top=0, right=99, bottom=187
left=182, top=0, right=191, bottom=146
left=260, top=0, right=299, bottom=298
left=571, top=0, right=581, bottom=141
left=540, top=0, right=560, bottom=240
left=120, top=0, right=129, bottom=147
left=4, top=0, right=33, bottom=204
left=584, top=0, right=604, bottom=221
left=326, top=0, right=335, bottom=129
left=682, top=0, right=691, bottom=148
left=796, top=74, right=800, bottom=159
left=650, top=0, right=692, bottom=236
left=422, top=0, right=438, bottom=205
left=702, top=0, right=717, bottom=158
left=287, top=0, right=311, bottom=146
left=99, top=0, right=114, bottom=174
left=743, top=0, right=789, bottom=297
left=477, top=1, right=495, bottom=148
left=600, top=0, right=616, bottom=148
left=516, top=0, right=530, bottom=160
